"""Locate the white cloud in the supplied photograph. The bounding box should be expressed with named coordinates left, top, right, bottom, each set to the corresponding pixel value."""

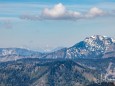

left=20, top=3, right=107, bottom=21
left=41, top=3, right=82, bottom=20
left=85, top=7, right=106, bottom=18
left=42, top=3, right=66, bottom=18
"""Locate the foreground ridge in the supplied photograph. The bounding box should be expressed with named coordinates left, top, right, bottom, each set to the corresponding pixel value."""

left=0, top=58, right=115, bottom=86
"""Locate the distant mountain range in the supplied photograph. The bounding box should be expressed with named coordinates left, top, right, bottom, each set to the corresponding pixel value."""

left=0, top=35, right=115, bottom=61
left=0, top=35, right=115, bottom=86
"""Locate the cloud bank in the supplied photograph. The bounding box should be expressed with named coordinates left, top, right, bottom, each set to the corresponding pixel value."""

left=20, top=3, right=106, bottom=21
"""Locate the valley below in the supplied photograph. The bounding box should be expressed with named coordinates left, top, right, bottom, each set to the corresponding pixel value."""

left=0, top=58, right=115, bottom=86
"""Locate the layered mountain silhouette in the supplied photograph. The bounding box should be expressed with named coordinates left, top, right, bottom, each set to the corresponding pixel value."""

left=0, top=35, right=115, bottom=86
left=0, top=35, right=115, bottom=62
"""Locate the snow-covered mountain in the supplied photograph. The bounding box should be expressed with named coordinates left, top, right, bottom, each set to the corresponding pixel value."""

left=0, top=48, right=43, bottom=56
left=44, top=35, right=115, bottom=59
left=0, top=35, right=115, bottom=61
left=66, top=35, right=115, bottom=58
left=0, top=48, right=44, bottom=61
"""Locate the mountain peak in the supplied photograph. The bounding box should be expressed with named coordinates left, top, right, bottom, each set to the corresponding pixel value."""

left=84, top=35, right=114, bottom=46
left=91, top=35, right=105, bottom=39
left=66, top=35, right=115, bottom=59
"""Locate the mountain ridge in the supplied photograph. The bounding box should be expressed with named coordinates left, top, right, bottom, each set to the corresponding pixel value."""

left=0, top=35, right=115, bottom=61
left=44, top=35, right=115, bottom=59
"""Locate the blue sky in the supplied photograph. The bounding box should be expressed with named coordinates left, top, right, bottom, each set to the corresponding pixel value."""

left=0, top=0, right=115, bottom=50
left=0, top=0, right=115, bottom=4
